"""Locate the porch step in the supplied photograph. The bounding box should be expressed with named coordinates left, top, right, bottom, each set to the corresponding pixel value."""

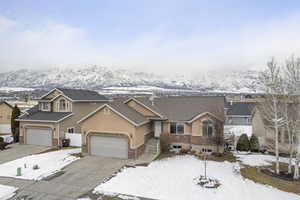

left=145, top=138, right=160, bottom=154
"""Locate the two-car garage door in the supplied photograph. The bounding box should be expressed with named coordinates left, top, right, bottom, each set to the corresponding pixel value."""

left=90, top=135, right=128, bottom=159
left=26, top=128, right=52, bottom=146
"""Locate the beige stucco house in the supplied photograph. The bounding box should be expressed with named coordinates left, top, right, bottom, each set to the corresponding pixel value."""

left=252, top=108, right=298, bottom=154
left=17, top=88, right=109, bottom=146
left=18, top=88, right=225, bottom=159
left=78, top=96, right=225, bottom=159
left=0, top=101, right=13, bottom=135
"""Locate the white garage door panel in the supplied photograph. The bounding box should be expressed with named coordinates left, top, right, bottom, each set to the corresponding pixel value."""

left=90, top=135, right=128, bottom=159
left=26, top=128, right=52, bottom=146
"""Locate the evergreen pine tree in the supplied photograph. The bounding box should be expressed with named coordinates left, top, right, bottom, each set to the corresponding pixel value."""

left=11, top=105, right=21, bottom=142
left=249, top=135, right=260, bottom=152
left=236, top=134, right=250, bottom=151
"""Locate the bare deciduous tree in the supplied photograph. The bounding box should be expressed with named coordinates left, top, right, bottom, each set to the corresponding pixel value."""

left=259, top=58, right=284, bottom=174
left=284, top=56, right=300, bottom=178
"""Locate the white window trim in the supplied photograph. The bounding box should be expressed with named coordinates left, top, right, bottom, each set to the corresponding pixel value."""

left=202, top=120, right=214, bottom=137
left=59, top=99, right=67, bottom=112
left=170, top=122, right=185, bottom=135
left=41, top=102, right=50, bottom=111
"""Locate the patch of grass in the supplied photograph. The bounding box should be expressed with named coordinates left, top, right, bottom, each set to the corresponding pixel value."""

left=155, top=151, right=190, bottom=160
left=204, top=152, right=237, bottom=163
left=37, top=147, right=60, bottom=154
left=43, top=170, right=65, bottom=181
left=240, top=163, right=300, bottom=194
left=71, top=152, right=84, bottom=158
left=155, top=151, right=237, bottom=163
left=37, top=146, right=79, bottom=154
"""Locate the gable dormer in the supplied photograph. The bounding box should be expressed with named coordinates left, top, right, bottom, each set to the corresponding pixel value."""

left=53, top=96, right=72, bottom=112
left=39, top=88, right=70, bottom=112
left=40, top=88, right=62, bottom=100
left=125, top=98, right=162, bottom=118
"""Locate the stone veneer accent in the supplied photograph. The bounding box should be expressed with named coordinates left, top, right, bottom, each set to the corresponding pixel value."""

left=144, top=132, right=154, bottom=143
left=52, top=138, right=59, bottom=146
left=129, top=144, right=145, bottom=159
left=161, top=134, right=223, bottom=150
left=19, top=136, right=24, bottom=144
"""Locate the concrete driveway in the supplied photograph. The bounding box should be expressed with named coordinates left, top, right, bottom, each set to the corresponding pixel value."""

left=0, top=143, right=49, bottom=164
left=2, top=155, right=128, bottom=200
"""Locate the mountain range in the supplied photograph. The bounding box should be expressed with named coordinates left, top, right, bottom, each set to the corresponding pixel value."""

left=0, top=66, right=262, bottom=93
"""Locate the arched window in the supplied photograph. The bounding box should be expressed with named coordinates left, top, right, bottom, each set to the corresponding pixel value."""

left=202, top=120, right=213, bottom=137
left=59, top=99, right=66, bottom=111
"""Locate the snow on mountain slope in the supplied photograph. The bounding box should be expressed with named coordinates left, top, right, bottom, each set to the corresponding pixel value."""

left=0, top=65, right=261, bottom=93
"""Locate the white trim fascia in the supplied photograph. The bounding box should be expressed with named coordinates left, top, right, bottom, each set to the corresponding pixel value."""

left=57, top=113, right=74, bottom=122
left=136, top=120, right=150, bottom=126
left=39, top=88, right=64, bottom=99
left=49, top=94, right=74, bottom=102
left=40, top=88, right=110, bottom=102
left=77, top=104, right=107, bottom=124
left=124, top=97, right=164, bottom=118
left=188, top=112, right=224, bottom=123
left=16, top=113, right=73, bottom=123
left=16, top=119, right=58, bottom=123
left=38, top=100, right=51, bottom=102
left=72, top=99, right=110, bottom=102
left=19, top=112, right=28, bottom=117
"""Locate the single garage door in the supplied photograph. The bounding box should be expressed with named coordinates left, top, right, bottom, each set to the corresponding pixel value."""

left=90, top=135, right=128, bottom=159
left=26, top=128, right=52, bottom=146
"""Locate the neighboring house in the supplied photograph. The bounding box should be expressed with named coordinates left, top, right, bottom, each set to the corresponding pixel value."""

left=224, top=101, right=255, bottom=149
left=78, top=96, right=225, bottom=159
left=0, top=101, right=13, bottom=135
left=252, top=108, right=298, bottom=154
left=17, top=88, right=109, bottom=147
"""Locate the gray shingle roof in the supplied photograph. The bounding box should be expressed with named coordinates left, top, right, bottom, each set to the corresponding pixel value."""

left=134, top=97, right=164, bottom=117
left=226, top=102, right=255, bottom=116
left=108, top=99, right=148, bottom=125
left=152, top=96, right=225, bottom=121
left=116, top=96, right=225, bottom=122
left=57, top=88, right=108, bottom=101
left=19, top=111, right=72, bottom=122
left=41, top=88, right=109, bottom=101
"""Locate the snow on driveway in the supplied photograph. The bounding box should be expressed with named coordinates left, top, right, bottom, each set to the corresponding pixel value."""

left=94, top=155, right=300, bottom=200
left=0, top=148, right=80, bottom=181
left=235, top=153, right=291, bottom=166
left=0, top=184, right=18, bottom=200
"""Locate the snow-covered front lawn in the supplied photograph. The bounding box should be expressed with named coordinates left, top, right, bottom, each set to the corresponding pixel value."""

left=235, top=152, right=292, bottom=166
left=0, top=184, right=18, bottom=200
left=0, top=148, right=80, bottom=180
left=94, top=155, right=300, bottom=200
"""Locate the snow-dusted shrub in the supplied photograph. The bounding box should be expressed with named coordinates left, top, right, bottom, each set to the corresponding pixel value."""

left=32, top=165, right=40, bottom=170
left=249, top=135, right=260, bottom=152
left=196, top=175, right=220, bottom=188
left=236, top=134, right=250, bottom=152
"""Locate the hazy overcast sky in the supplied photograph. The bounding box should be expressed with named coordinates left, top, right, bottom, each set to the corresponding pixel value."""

left=1, top=0, right=300, bottom=75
